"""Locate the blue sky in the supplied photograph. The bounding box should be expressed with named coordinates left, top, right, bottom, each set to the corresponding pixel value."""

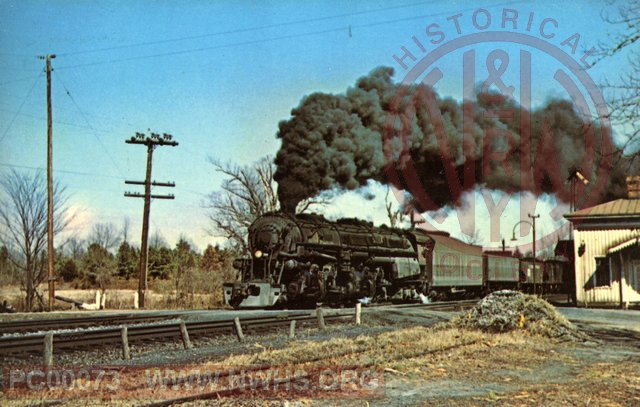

left=0, top=0, right=634, bottom=252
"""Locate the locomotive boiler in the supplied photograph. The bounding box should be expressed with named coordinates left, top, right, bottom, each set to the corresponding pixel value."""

left=223, top=212, right=427, bottom=307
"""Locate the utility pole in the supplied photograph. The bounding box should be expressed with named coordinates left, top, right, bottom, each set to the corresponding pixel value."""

left=529, top=213, right=540, bottom=295
left=125, top=132, right=178, bottom=308
left=39, top=53, right=56, bottom=311
left=511, top=213, right=541, bottom=295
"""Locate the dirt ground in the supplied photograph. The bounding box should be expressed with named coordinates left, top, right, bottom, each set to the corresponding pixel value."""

left=1, top=306, right=639, bottom=406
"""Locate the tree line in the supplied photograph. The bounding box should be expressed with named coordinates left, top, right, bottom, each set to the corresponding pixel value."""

left=0, top=170, right=236, bottom=311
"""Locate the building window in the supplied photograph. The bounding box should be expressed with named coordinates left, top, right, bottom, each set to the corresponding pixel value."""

left=594, top=256, right=611, bottom=287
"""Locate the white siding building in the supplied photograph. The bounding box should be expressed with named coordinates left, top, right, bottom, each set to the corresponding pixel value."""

left=565, top=181, right=640, bottom=308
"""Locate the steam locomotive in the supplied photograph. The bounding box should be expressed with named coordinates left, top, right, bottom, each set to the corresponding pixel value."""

left=223, top=212, right=574, bottom=308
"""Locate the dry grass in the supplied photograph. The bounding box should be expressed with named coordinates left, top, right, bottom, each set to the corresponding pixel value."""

left=206, top=325, right=507, bottom=370
left=0, top=285, right=225, bottom=313
left=199, top=324, right=638, bottom=406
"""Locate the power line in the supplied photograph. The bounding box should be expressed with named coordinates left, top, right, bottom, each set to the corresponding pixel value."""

left=56, top=26, right=345, bottom=70
left=0, top=161, right=124, bottom=180
left=55, top=1, right=439, bottom=57
left=0, top=71, right=43, bottom=145
left=0, top=52, right=40, bottom=58
left=0, top=94, right=137, bottom=130
left=353, top=0, right=529, bottom=30
left=0, top=75, right=44, bottom=87
left=55, top=0, right=526, bottom=70
left=0, top=160, right=206, bottom=198
left=0, top=66, right=42, bottom=73
left=53, top=70, right=127, bottom=179
left=0, top=107, right=117, bottom=132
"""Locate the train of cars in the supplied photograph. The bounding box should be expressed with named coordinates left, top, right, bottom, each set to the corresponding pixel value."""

left=223, top=212, right=575, bottom=308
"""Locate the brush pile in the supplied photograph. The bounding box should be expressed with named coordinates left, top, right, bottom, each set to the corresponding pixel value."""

left=454, top=290, right=589, bottom=341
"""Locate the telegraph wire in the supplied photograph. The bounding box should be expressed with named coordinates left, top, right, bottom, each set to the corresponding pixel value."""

left=0, top=107, right=115, bottom=132
left=0, top=162, right=209, bottom=211
left=55, top=0, right=527, bottom=70
left=351, top=0, right=529, bottom=30
left=56, top=26, right=345, bottom=70
left=55, top=1, right=440, bottom=57
left=0, top=66, right=42, bottom=73
left=53, top=70, right=127, bottom=179
left=0, top=70, right=43, bottom=144
left=0, top=160, right=204, bottom=197
left=0, top=52, right=40, bottom=58
left=0, top=161, right=124, bottom=180
left=0, top=75, right=45, bottom=87
left=0, top=93, right=138, bottom=130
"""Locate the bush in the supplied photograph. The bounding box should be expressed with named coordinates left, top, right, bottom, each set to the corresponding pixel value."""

left=59, top=259, right=79, bottom=282
left=149, top=267, right=226, bottom=309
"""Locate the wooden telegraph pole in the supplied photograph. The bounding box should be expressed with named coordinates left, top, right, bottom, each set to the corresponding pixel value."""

left=529, top=213, right=540, bottom=295
left=39, top=53, right=56, bottom=311
left=125, top=132, right=178, bottom=308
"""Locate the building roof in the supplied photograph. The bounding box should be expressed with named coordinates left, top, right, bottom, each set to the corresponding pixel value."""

left=565, top=198, right=640, bottom=229
left=565, top=199, right=640, bottom=219
left=608, top=237, right=640, bottom=254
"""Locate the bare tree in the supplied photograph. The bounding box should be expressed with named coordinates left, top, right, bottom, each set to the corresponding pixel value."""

left=150, top=230, right=168, bottom=250
left=121, top=216, right=131, bottom=243
left=205, top=155, right=325, bottom=251
left=88, top=222, right=121, bottom=252
left=0, top=170, right=69, bottom=311
left=64, top=237, right=85, bottom=260
left=384, top=186, right=407, bottom=228
left=598, top=1, right=640, bottom=159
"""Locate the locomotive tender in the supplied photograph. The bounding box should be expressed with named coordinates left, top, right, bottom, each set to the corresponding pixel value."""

left=223, top=212, right=572, bottom=308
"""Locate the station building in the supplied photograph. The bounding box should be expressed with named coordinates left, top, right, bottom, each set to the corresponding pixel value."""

left=565, top=176, right=640, bottom=308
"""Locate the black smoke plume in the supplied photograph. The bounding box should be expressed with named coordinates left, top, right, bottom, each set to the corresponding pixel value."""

left=274, top=66, right=631, bottom=213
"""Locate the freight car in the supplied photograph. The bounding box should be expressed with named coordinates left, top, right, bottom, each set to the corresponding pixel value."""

left=223, top=212, right=573, bottom=307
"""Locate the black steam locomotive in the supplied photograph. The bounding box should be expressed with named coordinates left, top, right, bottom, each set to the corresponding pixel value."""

left=223, top=212, right=574, bottom=308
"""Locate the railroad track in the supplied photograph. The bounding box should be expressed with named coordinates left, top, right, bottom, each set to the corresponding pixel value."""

left=370, top=299, right=479, bottom=311
left=0, top=313, right=180, bottom=335
left=0, top=312, right=352, bottom=356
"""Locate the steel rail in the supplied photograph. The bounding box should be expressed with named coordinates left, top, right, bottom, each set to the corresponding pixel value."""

left=368, top=299, right=479, bottom=310
left=0, top=312, right=351, bottom=356
left=0, top=313, right=180, bottom=335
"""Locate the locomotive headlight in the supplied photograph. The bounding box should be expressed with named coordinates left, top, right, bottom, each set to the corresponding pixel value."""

left=254, top=250, right=263, bottom=258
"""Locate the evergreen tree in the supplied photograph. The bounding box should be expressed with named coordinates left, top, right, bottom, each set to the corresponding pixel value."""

left=200, top=244, right=221, bottom=273
left=148, top=246, right=172, bottom=279
left=58, top=258, right=79, bottom=282
left=116, top=241, right=139, bottom=279
left=83, top=243, right=115, bottom=290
